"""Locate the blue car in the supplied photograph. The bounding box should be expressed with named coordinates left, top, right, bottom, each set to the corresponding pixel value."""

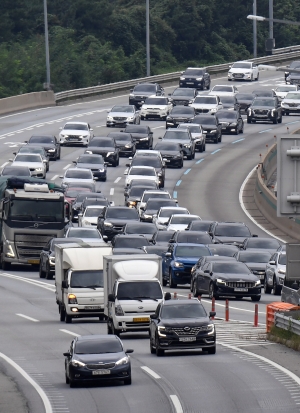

left=162, top=243, right=212, bottom=287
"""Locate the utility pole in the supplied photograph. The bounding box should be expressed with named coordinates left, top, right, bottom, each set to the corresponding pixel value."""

left=146, top=0, right=150, bottom=77
left=253, top=0, right=257, bottom=57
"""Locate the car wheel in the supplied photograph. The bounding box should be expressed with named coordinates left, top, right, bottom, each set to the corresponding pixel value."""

left=286, top=111, right=290, bottom=115
left=273, top=277, right=281, bottom=295
left=239, top=125, right=244, bottom=134
left=187, top=153, right=192, bottom=160
left=278, top=116, right=282, bottom=124
left=235, top=127, right=239, bottom=135
left=250, top=74, right=253, bottom=82
left=247, top=118, right=251, bottom=124
left=219, top=134, right=222, bottom=143
left=141, top=115, right=144, bottom=120
left=193, top=283, right=200, bottom=298
left=65, top=314, right=72, bottom=324
left=112, top=323, right=121, bottom=337
left=45, top=263, right=52, bottom=280
left=107, top=319, right=113, bottom=334
left=156, top=336, right=164, bottom=357
left=65, top=372, right=70, bottom=384
left=150, top=337, right=156, bottom=354
left=69, top=380, right=76, bottom=388
left=207, top=345, right=216, bottom=354
left=59, top=305, right=66, bottom=322
left=169, top=269, right=177, bottom=288
left=264, top=276, right=272, bottom=294
left=256, top=72, right=259, bottom=80
left=208, top=283, right=218, bottom=300
left=39, top=265, right=46, bottom=279
left=179, top=159, right=184, bottom=168
left=162, top=278, right=167, bottom=287
left=273, top=117, right=278, bottom=124
left=124, top=376, right=132, bottom=385
left=214, top=136, right=218, bottom=144
left=199, top=144, right=203, bottom=153
left=251, top=296, right=261, bottom=302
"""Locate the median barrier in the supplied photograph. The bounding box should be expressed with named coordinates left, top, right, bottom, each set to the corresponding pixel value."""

left=0, top=91, right=55, bottom=115
left=266, top=302, right=299, bottom=332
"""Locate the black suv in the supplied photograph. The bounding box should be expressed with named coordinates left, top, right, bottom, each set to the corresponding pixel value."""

left=97, top=206, right=139, bottom=241
left=166, top=106, right=195, bottom=128
left=85, top=137, right=120, bottom=166
left=179, top=67, right=211, bottom=90
left=107, top=132, right=136, bottom=157
left=150, top=299, right=216, bottom=356
left=194, top=115, right=222, bottom=143
left=168, top=87, right=197, bottom=106
left=26, top=135, right=61, bottom=160
left=129, top=83, right=164, bottom=107
left=122, top=125, right=153, bottom=149
left=285, top=60, right=300, bottom=82
left=208, top=222, right=255, bottom=247
left=247, top=97, right=283, bottom=124
left=217, top=110, right=244, bottom=135
left=154, top=142, right=184, bottom=168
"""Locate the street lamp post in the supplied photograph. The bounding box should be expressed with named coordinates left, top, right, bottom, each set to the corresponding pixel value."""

left=253, top=0, right=257, bottom=58
left=247, top=14, right=300, bottom=27
left=44, top=0, right=51, bottom=90
left=146, top=0, right=150, bottom=77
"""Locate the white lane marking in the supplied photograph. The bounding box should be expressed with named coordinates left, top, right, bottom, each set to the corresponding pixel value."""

left=239, top=166, right=286, bottom=243
left=114, top=177, right=121, bottom=183
left=63, top=164, right=71, bottom=170
left=0, top=352, right=52, bottom=413
left=59, top=329, right=81, bottom=337
left=232, top=138, right=245, bottom=144
left=170, top=395, right=183, bottom=413
left=152, top=126, right=165, bottom=129
left=141, top=366, right=161, bottom=379
left=0, top=272, right=55, bottom=291
left=211, top=149, right=221, bottom=155
left=259, top=129, right=273, bottom=134
left=16, top=313, right=39, bottom=322
left=0, top=162, right=8, bottom=168
left=51, top=175, right=59, bottom=181
left=110, top=188, right=114, bottom=195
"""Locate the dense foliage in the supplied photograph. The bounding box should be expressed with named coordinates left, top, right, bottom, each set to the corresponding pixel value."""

left=0, top=0, right=300, bottom=97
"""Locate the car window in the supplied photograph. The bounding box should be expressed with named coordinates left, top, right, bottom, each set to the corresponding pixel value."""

left=75, top=338, right=122, bottom=354
left=161, top=303, right=207, bottom=319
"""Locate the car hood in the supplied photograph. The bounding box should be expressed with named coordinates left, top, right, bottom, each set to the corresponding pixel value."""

left=126, top=233, right=154, bottom=240
left=210, top=91, right=235, bottom=96
left=105, top=218, right=139, bottom=224
left=127, top=196, right=141, bottom=202
left=81, top=217, right=98, bottom=224
left=75, top=237, right=105, bottom=243
left=142, top=104, right=168, bottom=110
left=244, top=262, right=267, bottom=271
left=213, top=236, right=247, bottom=245
left=28, top=143, right=56, bottom=149
left=190, top=103, right=217, bottom=109
left=73, top=352, right=125, bottom=364
left=128, top=133, right=148, bottom=138
left=173, top=256, right=202, bottom=264
left=229, top=68, right=252, bottom=74
left=282, top=98, right=300, bottom=104
left=200, top=124, right=217, bottom=130
left=77, top=163, right=104, bottom=169
left=251, top=105, right=273, bottom=110
left=218, top=118, right=237, bottom=124
left=62, top=178, right=94, bottom=184
left=221, top=104, right=235, bottom=109
left=169, top=113, right=194, bottom=119
left=115, top=140, right=132, bottom=146
left=172, top=96, right=193, bottom=101
left=167, top=224, right=189, bottom=231
left=127, top=175, right=157, bottom=183
left=109, top=111, right=133, bottom=117
left=162, top=139, right=191, bottom=145
left=160, top=150, right=181, bottom=156
left=61, top=129, right=90, bottom=136
left=238, top=99, right=252, bottom=105
left=213, top=272, right=259, bottom=282
left=88, top=146, right=115, bottom=152
left=12, top=161, right=44, bottom=168
left=161, top=318, right=210, bottom=328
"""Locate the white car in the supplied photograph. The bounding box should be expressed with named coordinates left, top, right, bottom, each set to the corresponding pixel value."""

left=273, top=84, right=299, bottom=100
left=140, top=95, right=173, bottom=120
left=60, top=168, right=94, bottom=187
left=281, top=91, right=300, bottom=115
left=9, top=154, right=46, bottom=179
left=138, top=190, right=171, bottom=216
left=153, top=207, right=190, bottom=230
left=78, top=206, right=105, bottom=227
left=166, top=214, right=201, bottom=231
left=59, top=122, right=93, bottom=146
left=209, top=85, right=238, bottom=96
left=65, top=227, right=104, bottom=243
left=124, top=166, right=159, bottom=187
left=177, top=123, right=206, bottom=152
left=228, top=61, right=259, bottom=81
left=189, top=95, right=222, bottom=114
left=106, top=105, right=140, bottom=127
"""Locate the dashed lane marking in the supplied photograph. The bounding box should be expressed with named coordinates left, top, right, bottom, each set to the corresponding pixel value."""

left=51, top=175, right=59, bottom=181
left=259, top=128, right=273, bottom=133
left=110, top=188, right=114, bottom=195
left=170, top=395, right=183, bottom=413
left=63, top=164, right=71, bottom=170
left=211, top=149, right=221, bottom=155
left=141, top=366, right=161, bottom=379
left=184, top=168, right=191, bottom=175
left=114, top=177, right=121, bottom=183
left=59, top=329, right=80, bottom=337
left=232, top=138, right=245, bottom=144
left=16, top=314, right=39, bottom=322
left=173, top=191, right=177, bottom=198
left=196, top=159, right=204, bottom=164
left=176, top=180, right=181, bottom=186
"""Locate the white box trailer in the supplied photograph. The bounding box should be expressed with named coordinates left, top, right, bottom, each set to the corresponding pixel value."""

left=103, top=254, right=163, bottom=336
left=55, top=242, right=112, bottom=323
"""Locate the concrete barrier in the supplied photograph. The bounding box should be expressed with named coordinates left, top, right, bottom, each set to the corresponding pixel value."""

left=0, top=91, right=55, bottom=115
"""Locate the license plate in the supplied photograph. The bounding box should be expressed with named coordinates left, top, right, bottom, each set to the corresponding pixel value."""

left=234, top=288, right=248, bottom=292
left=28, top=259, right=40, bottom=264
left=69, top=137, right=79, bottom=140
left=186, top=82, right=194, bottom=84
left=133, top=317, right=149, bottom=322
left=92, top=369, right=111, bottom=375
left=84, top=306, right=102, bottom=310
left=165, top=159, right=170, bottom=162
left=179, top=337, right=196, bottom=342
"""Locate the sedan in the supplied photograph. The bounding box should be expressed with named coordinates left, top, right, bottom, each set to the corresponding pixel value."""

left=106, top=105, right=140, bottom=127
left=78, top=206, right=106, bottom=227
left=281, top=91, right=300, bottom=115
left=122, top=125, right=153, bottom=149
left=26, top=135, right=61, bottom=160
left=153, top=207, right=189, bottom=230
left=209, top=85, right=238, bottom=96
left=60, top=168, right=94, bottom=188
left=264, top=252, right=286, bottom=295
left=140, top=198, right=178, bottom=223
left=123, top=222, right=157, bottom=240
left=168, top=87, right=197, bottom=106
left=127, top=154, right=165, bottom=188
left=9, top=154, right=46, bottom=179
left=216, top=110, right=244, bottom=135
left=154, top=142, right=184, bottom=168
left=14, top=146, right=50, bottom=172
left=85, top=137, right=120, bottom=167
left=169, top=230, right=212, bottom=245
left=189, top=95, right=222, bottom=115
left=160, top=129, right=195, bottom=160
left=73, top=154, right=107, bottom=181
left=194, top=115, right=222, bottom=143
left=166, top=106, right=196, bottom=128
left=208, top=221, right=253, bottom=247
left=125, top=166, right=159, bottom=187
left=240, top=237, right=281, bottom=253
left=64, top=335, right=133, bottom=387
left=59, top=122, right=93, bottom=146
left=65, top=227, right=104, bottom=243
left=234, top=249, right=272, bottom=283
left=140, top=96, right=173, bottom=120
left=166, top=214, right=201, bottom=231
left=235, top=93, right=254, bottom=114
left=107, top=132, right=136, bottom=157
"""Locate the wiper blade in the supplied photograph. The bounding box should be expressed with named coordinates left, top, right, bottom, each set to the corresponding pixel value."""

left=135, top=296, right=158, bottom=301
left=85, top=285, right=101, bottom=290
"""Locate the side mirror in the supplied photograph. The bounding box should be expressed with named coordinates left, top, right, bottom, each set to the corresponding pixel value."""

left=9, top=159, right=13, bottom=162
left=78, top=213, right=83, bottom=217
left=108, top=293, right=115, bottom=302
left=59, top=176, right=63, bottom=179
left=59, top=127, right=63, bottom=130
left=72, top=161, right=77, bottom=164
left=62, top=280, right=68, bottom=289
left=140, top=207, right=145, bottom=211
left=63, top=352, right=71, bottom=357
left=209, top=311, right=216, bottom=318
left=13, top=152, right=16, bottom=155
left=104, top=162, right=108, bottom=166
left=43, top=160, right=47, bottom=163
left=130, top=89, right=133, bottom=93
left=103, top=235, right=108, bottom=240
left=125, top=349, right=134, bottom=354
left=269, top=260, right=276, bottom=266
left=252, top=234, right=258, bottom=237
left=124, top=171, right=128, bottom=175
left=24, top=141, right=28, bottom=143
left=204, top=269, right=210, bottom=274
left=169, top=239, right=175, bottom=243
left=150, top=314, right=157, bottom=319
left=128, top=157, right=133, bottom=160
left=90, top=128, right=93, bottom=131
left=165, top=252, right=171, bottom=257
left=126, top=164, right=131, bottom=167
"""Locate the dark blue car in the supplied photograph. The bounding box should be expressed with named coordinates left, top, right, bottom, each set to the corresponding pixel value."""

left=162, top=243, right=212, bottom=287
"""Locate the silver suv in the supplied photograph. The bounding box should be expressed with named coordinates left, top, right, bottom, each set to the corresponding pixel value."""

left=264, top=252, right=286, bottom=295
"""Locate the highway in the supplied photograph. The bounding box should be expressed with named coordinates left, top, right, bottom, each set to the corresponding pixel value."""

left=1, top=70, right=300, bottom=413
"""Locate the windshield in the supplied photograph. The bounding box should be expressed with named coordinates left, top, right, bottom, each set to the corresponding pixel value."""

left=117, top=281, right=162, bottom=300
left=253, top=90, right=273, bottom=97
left=2, top=167, right=30, bottom=176
left=128, top=187, right=147, bottom=197
left=75, top=193, right=98, bottom=203
left=177, top=233, right=211, bottom=244
left=278, top=254, right=286, bottom=265
left=159, top=208, right=188, bottom=217
left=232, top=62, right=251, bottom=69
left=29, top=136, right=54, bottom=143
left=156, top=232, right=173, bottom=241
left=247, top=239, right=280, bottom=249
left=209, top=245, right=237, bottom=256
left=218, top=112, right=236, bottom=120
left=171, top=106, right=194, bottom=114
left=142, top=192, right=170, bottom=202
left=106, top=208, right=138, bottom=219
left=194, top=96, right=217, bottom=104
left=146, top=199, right=176, bottom=210
left=187, top=125, right=201, bottom=133
left=67, top=229, right=101, bottom=238
left=189, top=222, right=211, bottom=231
left=125, top=125, right=148, bottom=134
left=170, top=216, right=199, bottom=224
left=114, top=237, right=149, bottom=248
left=78, top=155, right=103, bottom=164
left=184, top=69, right=204, bottom=76
left=64, top=123, right=88, bottom=131
left=212, top=86, right=233, bottom=92
left=252, top=98, right=275, bottom=107
left=236, top=94, right=253, bottom=101
left=276, top=86, right=296, bottom=92
left=70, top=270, right=103, bottom=288
left=15, top=154, right=41, bottom=162
left=129, top=168, right=155, bottom=176
left=215, top=225, right=251, bottom=237
left=75, top=338, right=122, bottom=354
left=8, top=199, right=64, bottom=222
left=131, top=158, right=161, bottom=168
left=145, top=98, right=168, bottom=105
left=65, top=182, right=95, bottom=191
left=84, top=208, right=103, bottom=217
left=163, top=131, right=190, bottom=140
left=90, top=139, right=112, bottom=147
left=213, top=262, right=250, bottom=274
left=112, top=135, right=131, bottom=142
left=285, top=93, right=300, bottom=100
left=196, top=117, right=215, bottom=125
left=112, top=106, right=134, bottom=113
left=65, top=170, right=92, bottom=179
left=155, top=143, right=179, bottom=151
left=133, top=84, right=156, bottom=93
left=126, top=224, right=156, bottom=234
left=161, top=303, right=206, bottom=319
left=238, top=252, right=271, bottom=263
left=175, top=245, right=210, bottom=257
left=172, top=89, right=195, bottom=97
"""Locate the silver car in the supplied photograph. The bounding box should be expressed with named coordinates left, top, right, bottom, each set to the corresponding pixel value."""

left=106, top=105, right=140, bottom=127
left=281, top=91, right=300, bottom=115
left=60, top=168, right=94, bottom=188
left=264, top=252, right=286, bottom=295
left=9, top=153, right=46, bottom=179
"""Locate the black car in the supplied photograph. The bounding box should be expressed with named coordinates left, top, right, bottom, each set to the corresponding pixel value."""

left=122, top=125, right=153, bottom=149
left=71, top=192, right=107, bottom=222
left=125, top=185, right=148, bottom=208
left=107, top=132, right=136, bottom=157
left=160, top=129, right=195, bottom=160
left=234, top=249, right=272, bottom=283
left=247, top=97, right=283, bottom=124
left=216, top=110, right=244, bottom=134
left=123, top=222, right=157, bottom=240
left=168, top=87, right=197, bottom=106
left=127, top=154, right=165, bottom=188
left=124, top=179, right=158, bottom=198
left=129, top=82, right=164, bottom=107
left=14, top=146, right=50, bottom=172
left=64, top=335, right=133, bottom=387
left=285, top=60, right=300, bottom=83
left=236, top=93, right=254, bottom=114
left=98, top=207, right=140, bottom=241
left=207, top=243, right=240, bottom=257
left=194, top=260, right=261, bottom=301
left=219, top=95, right=240, bottom=111
left=179, top=67, right=211, bottom=90
left=73, top=154, right=107, bottom=181
left=186, top=220, right=217, bottom=232
left=150, top=230, right=175, bottom=246
left=252, top=89, right=276, bottom=98
left=150, top=299, right=216, bottom=356
left=26, top=135, right=61, bottom=160
left=154, top=142, right=184, bottom=168
left=111, top=234, right=150, bottom=249
left=169, top=230, right=212, bottom=245
left=208, top=222, right=255, bottom=247
left=140, top=198, right=178, bottom=223
left=240, top=237, right=281, bottom=253
left=0, top=165, right=31, bottom=177
left=194, top=115, right=222, bottom=143
left=85, top=137, right=120, bottom=167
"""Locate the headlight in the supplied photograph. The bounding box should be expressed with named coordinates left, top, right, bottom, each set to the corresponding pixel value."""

left=60, top=134, right=67, bottom=138
left=278, top=269, right=286, bottom=274
left=104, top=222, right=113, bottom=227
left=35, top=167, right=43, bottom=172
left=49, top=257, right=55, bottom=265
left=129, top=93, right=134, bottom=97
left=99, top=168, right=105, bottom=172
left=140, top=137, right=149, bottom=141
left=255, top=280, right=261, bottom=286
left=271, top=109, right=276, bottom=116
left=143, top=214, right=152, bottom=219
left=230, top=122, right=237, bottom=126
left=6, top=244, right=15, bottom=258
left=167, top=116, right=172, bottom=120
left=210, top=129, right=217, bottom=133
left=48, top=149, right=55, bottom=152
left=188, top=100, right=193, bottom=104
left=115, top=304, right=124, bottom=316
left=115, top=356, right=130, bottom=366
left=216, top=278, right=226, bottom=284
left=211, top=108, right=216, bottom=113
left=180, top=77, right=185, bottom=80
left=125, top=144, right=132, bottom=148
left=128, top=201, right=137, bottom=206
left=68, top=293, right=77, bottom=304
left=107, top=116, right=113, bottom=120
left=127, top=117, right=134, bottom=121
left=184, top=144, right=191, bottom=148
left=71, top=359, right=86, bottom=367
left=281, top=102, right=288, bottom=107
left=247, top=108, right=252, bottom=115
left=174, top=261, right=184, bottom=268
left=158, top=326, right=166, bottom=337
left=196, top=77, right=203, bottom=81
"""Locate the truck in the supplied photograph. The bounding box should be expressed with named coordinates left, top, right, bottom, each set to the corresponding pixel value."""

left=104, top=254, right=163, bottom=336
left=55, top=242, right=112, bottom=323
left=281, top=243, right=300, bottom=305
left=0, top=178, right=68, bottom=270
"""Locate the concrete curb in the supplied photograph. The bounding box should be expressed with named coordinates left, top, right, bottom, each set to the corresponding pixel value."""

left=0, top=92, right=55, bottom=116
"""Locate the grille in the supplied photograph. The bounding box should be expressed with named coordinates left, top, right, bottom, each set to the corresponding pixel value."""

left=66, top=135, right=81, bottom=140
left=195, top=109, right=210, bottom=113
left=86, top=363, right=115, bottom=370
left=254, top=109, right=268, bottom=115
left=113, top=117, right=127, bottom=121
left=226, top=281, right=255, bottom=288
left=171, top=327, right=203, bottom=336
left=113, top=225, right=124, bottom=231
left=15, top=234, right=56, bottom=259
left=173, top=101, right=188, bottom=106
left=125, top=321, right=150, bottom=327
left=233, top=73, right=244, bottom=78
left=288, top=103, right=298, bottom=107
left=291, top=79, right=300, bottom=84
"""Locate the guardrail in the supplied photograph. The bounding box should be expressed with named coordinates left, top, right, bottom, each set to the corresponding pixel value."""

left=272, top=45, right=300, bottom=55
left=275, top=312, right=300, bottom=335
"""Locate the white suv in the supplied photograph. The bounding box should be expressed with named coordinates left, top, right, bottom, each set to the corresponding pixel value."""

left=228, top=61, right=259, bottom=82
left=140, top=95, right=173, bottom=120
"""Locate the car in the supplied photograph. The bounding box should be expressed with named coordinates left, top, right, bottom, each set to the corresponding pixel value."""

left=140, top=95, right=173, bottom=120
left=160, top=129, right=195, bottom=160
left=273, top=84, right=299, bottom=101
left=142, top=245, right=168, bottom=257
left=107, top=132, right=136, bottom=157
left=194, top=260, right=261, bottom=301
left=81, top=197, right=110, bottom=214
left=64, top=181, right=97, bottom=193
left=163, top=243, right=212, bottom=287
left=177, top=123, right=206, bottom=152
left=60, top=168, right=94, bottom=188
left=129, top=82, right=164, bottom=107
left=121, top=125, right=153, bottom=149
left=138, top=190, right=172, bottom=215
left=233, top=249, right=272, bottom=283
left=127, top=154, right=166, bottom=188
left=78, top=206, right=106, bottom=227
left=207, top=244, right=240, bottom=257
left=168, top=87, right=197, bottom=106
left=97, top=206, right=140, bottom=241
left=59, top=122, right=93, bottom=146
left=235, top=93, right=254, bottom=114
left=194, top=114, right=222, bottom=144
left=0, top=165, right=31, bottom=177
left=106, top=105, right=140, bottom=127
left=281, top=91, right=300, bottom=115
left=150, top=230, right=175, bottom=246
left=14, top=146, right=50, bottom=172
left=216, top=110, right=244, bottom=135
left=166, top=214, right=201, bottom=231
left=124, top=179, right=158, bottom=198
left=189, top=95, right=223, bottom=115
left=85, top=137, right=120, bottom=167
left=179, top=67, right=211, bottom=90
left=218, top=95, right=240, bottom=111
left=111, top=234, right=150, bottom=249
left=153, top=206, right=190, bottom=230
left=65, top=227, right=104, bottom=243
left=264, top=252, right=286, bottom=295
left=63, top=335, right=133, bottom=387
left=64, top=187, right=93, bottom=204
left=26, top=135, right=61, bottom=160
left=240, top=237, right=281, bottom=253
left=284, top=60, right=300, bottom=82
left=208, top=222, right=254, bottom=247
left=209, top=85, right=238, bottom=96
left=166, top=106, right=196, bottom=128
left=286, top=65, right=300, bottom=86
left=113, top=248, right=146, bottom=255
left=125, top=166, right=159, bottom=187
left=227, top=61, right=259, bottom=81
left=9, top=154, right=46, bottom=179
left=169, top=230, right=212, bottom=245
left=73, top=154, right=107, bottom=181
left=186, top=220, right=217, bottom=232
left=71, top=192, right=107, bottom=222
left=154, top=142, right=184, bottom=168
left=247, top=97, right=283, bottom=124
left=252, top=89, right=276, bottom=98
left=125, top=185, right=149, bottom=208
left=140, top=198, right=178, bottom=223
left=123, top=222, right=157, bottom=240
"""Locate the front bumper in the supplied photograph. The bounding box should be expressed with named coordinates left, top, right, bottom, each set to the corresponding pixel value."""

left=66, top=304, right=104, bottom=317
left=170, top=267, right=193, bottom=284
left=106, top=119, right=134, bottom=127
left=163, top=157, right=183, bottom=167
left=112, top=315, right=151, bottom=332
left=157, top=333, right=216, bottom=351
left=60, top=136, right=89, bottom=146
left=220, top=124, right=238, bottom=134
left=203, top=131, right=218, bottom=141
left=214, top=283, right=261, bottom=298
left=68, top=364, right=131, bottom=383
left=92, top=170, right=107, bottom=179
left=132, top=138, right=151, bottom=149
left=228, top=73, right=253, bottom=81
left=179, top=80, right=204, bottom=89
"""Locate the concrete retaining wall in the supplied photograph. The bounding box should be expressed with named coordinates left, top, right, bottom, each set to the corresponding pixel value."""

left=0, top=91, right=55, bottom=115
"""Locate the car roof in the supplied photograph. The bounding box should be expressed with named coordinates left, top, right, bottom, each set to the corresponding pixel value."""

left=65, top=167, right=91, bottom=172
left=114, top=234, right=147, bottom=239
left=76, top=334, right=120, bottom=342
left=130, top=165, right=156, bottom=170
left=203, top=256, right=236, bottom=261
left=174, top=242, right=207, bottom=247
left=162, top=299, right=204, bottom=306
left=170, top=214, right=199, bottom=218
left=64, top=122, right=88, bottom=126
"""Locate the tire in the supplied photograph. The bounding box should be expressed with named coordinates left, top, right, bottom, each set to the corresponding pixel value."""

left=124, top=376, right=132, bottom=385
left=208, top=283, right=218, bottom=300
left=250, top=75, right=253, bottom=82
left=150, top=337, right=156, bottom=354
left=65, top=314, right=72, bottom=324
left=178, top=159, right=184, bottom=168
left=65, top=373, right=70, bottom=384
left=45, top=263, right=53, bottom=280
left=273, top=117, right=278, bottom=124
left=169, top=269, right=177, bottom=288
left=286, top=111, right=290, bottom=115
left=239, top=126, right=244, bottom=134
left=219, top=134, right=222, bottom=143
left=187, top=154, right=192, bottom=160
left=214, top=137, right=218, bottom=144
left=60, top=305, right=66, bottom=322
left=39, top=265, right=46, bottom=279
left=278, top=116, right=282, bottom=124
left=251, top=295, right=261, bottom=302
left=207, top=345, right=216, bottom=354
left=107, top=320, right=113, bottom=334
left=112, top=323, right=121, bottom=337
left=273, top=277, right=281, bottom=295
left=256, top=72, right=259, bottom=81
left=235, top=128, right=239, bottom=135
left=141, top=115, right=144, bottom=121
left=162, top=278, right=167, bottom=287
left=264, top=276, right=272, bottom=294
left=193, top=283, right=200, bottom=298
left=69, top=380, right=76, bottom=388
left=247, top=118, right=251, bottom=124
left=156, top=337, right=164, bottom=357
